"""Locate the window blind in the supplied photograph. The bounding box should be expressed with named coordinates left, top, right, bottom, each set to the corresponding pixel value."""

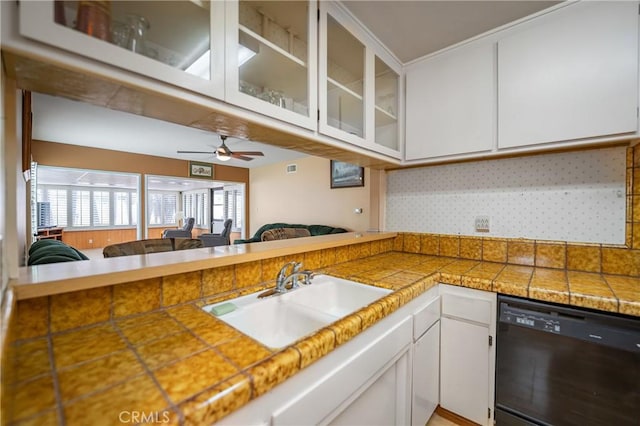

left=71, top=190, right=91, bottom=227
left=92, top=191, right=110, bottom=227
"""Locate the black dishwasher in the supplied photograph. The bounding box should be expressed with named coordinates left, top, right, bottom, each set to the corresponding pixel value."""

left=495, top=295, right=640, bottom=426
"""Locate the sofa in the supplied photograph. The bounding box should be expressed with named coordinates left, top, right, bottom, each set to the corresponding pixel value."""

left=103, top=238, right=203, bottom=258
left=28, top=239, right=89, bottom=266
left=234, top=223, right=348, bottom=244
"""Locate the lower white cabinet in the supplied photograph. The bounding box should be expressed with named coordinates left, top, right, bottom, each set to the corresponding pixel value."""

left=439, top=285, right=496, bottom=426
left=329, top=350, right=411, bottom=425
left=412, top=320, right=439, bottom=425
left=218, top=290, right=435, bottom=426
left=218, top=284, right=496, bottom=426
left=411, top=288, right=441, bottom=425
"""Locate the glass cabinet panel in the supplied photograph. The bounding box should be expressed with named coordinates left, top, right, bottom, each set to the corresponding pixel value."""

left=326, top=15, right=365, bottom=138
left=54, top=1, right=213, bottom=80
left=237, top=1, right=310, bottom=117
left=374, top=56, right=399, bottom=150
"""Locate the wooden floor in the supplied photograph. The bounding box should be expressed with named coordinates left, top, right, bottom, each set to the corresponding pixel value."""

left=427, top=412, right=461, bottom=426
left=81, top=248, right=105, bottom=260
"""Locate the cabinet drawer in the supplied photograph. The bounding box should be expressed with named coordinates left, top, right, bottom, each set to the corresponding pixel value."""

left=413, top=296, right=440, bottom=340
left=441, top=293, right=491, bottom=325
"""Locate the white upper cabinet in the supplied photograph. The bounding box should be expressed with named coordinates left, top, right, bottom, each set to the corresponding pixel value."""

left=405, top=41, right=495, bottom=160
left=497, top=1, right=639, bottom=149
left=319, top=2, right=402, bottom=159
left=225, top=0, right=318, bottom=130
left=19, top=0, right=226, bottom=99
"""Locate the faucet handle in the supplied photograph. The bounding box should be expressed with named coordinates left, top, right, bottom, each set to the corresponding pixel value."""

left=300, top=270, right=315, bottom=285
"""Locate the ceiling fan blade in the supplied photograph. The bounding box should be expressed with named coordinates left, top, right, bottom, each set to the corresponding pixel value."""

left=233, top=151, right=264, bottom=156
left=230, top=153, right=254, bottom=161
left=177, top=150, right=214, bottom=154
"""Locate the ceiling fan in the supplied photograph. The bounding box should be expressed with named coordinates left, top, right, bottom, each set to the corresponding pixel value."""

left=177, top=135, right=265, bottom=162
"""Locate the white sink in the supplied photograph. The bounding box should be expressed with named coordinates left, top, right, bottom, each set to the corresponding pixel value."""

left=280, top=277, right=391, bottom=317
left=203, top=275, right=391, bottom=349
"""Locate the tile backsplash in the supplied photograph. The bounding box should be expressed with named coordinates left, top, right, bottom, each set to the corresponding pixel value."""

left=386, top=146, right=626, bottom=244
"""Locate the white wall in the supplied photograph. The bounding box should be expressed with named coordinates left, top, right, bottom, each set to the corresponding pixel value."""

left=386, top=147, right=626, bottom=244
left=2, top=76, right=23, bottom=282
left=0, top=57, right=7, bottom=302
left=250, top=156, right=371, bottom=235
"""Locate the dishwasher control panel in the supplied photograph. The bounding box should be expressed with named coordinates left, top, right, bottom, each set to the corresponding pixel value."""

left=500, top=305, right=561, bottom=334
left=499, top=296, right=640, bottom=353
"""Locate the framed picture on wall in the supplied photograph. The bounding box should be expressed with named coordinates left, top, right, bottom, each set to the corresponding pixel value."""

left=189, top=161, right=213, bottom=178
left=330, top=160, right=365, bottom=188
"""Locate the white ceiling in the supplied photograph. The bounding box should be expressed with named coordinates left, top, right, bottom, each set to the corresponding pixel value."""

left=32, top=1, right=560, bottom=168
left=31, top=93, right=307, bottom=169
left=343, top=1, right=560, bottom=63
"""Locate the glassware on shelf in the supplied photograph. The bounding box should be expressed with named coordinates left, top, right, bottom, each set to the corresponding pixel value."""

left=125, top=14, right=150, bottom=55
left=76, top=0, right=112, bottom=41
left=257, top=89, right=285, bottom=107
left=111, top=20, right=130, bottom=48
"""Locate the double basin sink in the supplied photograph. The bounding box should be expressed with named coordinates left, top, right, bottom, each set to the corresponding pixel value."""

left=203, top=275, right=391, bottom=348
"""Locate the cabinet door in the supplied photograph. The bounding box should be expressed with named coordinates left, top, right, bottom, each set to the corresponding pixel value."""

left=319, top=2, right=402, bottom=159
left=320, top=7, right=367, bottom=143
left=406, top=42, right=495, bottom=160
left=225, top=0, right=317, bottom=130
left=329, top=350, right=410, bottom=426
left=412, top=322, right=439, bottom=426
left=440, top=317, right=490, bottom=425
left=498, top=1, right=638, bottom=148
left=373, top=56, right=400, bottom=155
left=19, top=0, right=225, bottom=99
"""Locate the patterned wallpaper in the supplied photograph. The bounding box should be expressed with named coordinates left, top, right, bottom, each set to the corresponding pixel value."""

left=386, top=147, right=626, bottom=244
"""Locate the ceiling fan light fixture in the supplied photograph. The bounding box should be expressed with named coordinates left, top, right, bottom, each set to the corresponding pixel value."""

left=216, top=151, right=231, bottom=162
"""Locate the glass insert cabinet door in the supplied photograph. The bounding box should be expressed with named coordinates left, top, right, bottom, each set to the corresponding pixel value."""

left=319, top=2, right=402, bottom=158
left=326, top=15, right=365, bottom=138
left=19, top=0, right=225, bottom=99
left=374, top=56, right=399, bottom=152
left=225, top=0, right=318, bottom=130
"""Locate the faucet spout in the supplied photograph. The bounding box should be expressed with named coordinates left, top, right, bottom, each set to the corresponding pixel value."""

left=275, top=261, right=300, bottom=293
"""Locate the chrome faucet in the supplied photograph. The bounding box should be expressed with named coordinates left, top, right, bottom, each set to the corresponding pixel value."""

left=275, top=261, right=300, bottom=293
left=258, top=261, right=315, bottom=298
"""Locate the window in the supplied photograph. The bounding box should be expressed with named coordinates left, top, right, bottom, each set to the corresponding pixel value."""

left=224, top=185, right=244, bottom=230
left=131, top=192, right=138, bottom=226
left=37, top=185, right=138, bottom=229
left=37, top=188, right=68, bottom=227
left=148, top=191, right=178, bottom=226
left=212, top=189, right=224, bottom=221
left=92, top=191, right=110, bottom=227
left=71, top=190, right=91, bottom=227
left=114, top=192, right=130, bottom=226
left=183, top=190, right=209, bottom=227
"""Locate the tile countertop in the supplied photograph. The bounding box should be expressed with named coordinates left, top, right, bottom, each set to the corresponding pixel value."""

left=13, top=232, right=395, bottom=300
left=7, top=252, right=640, bottom=425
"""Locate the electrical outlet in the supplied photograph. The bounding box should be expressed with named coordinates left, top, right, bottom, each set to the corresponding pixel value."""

left=475, top=216, right=490, bottom=232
